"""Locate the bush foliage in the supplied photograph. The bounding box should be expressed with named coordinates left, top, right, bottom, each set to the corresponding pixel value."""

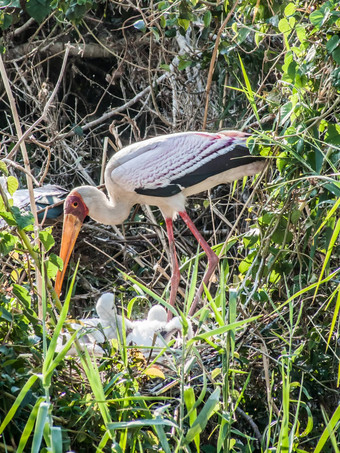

left=0, top=0, right=339, bottom=451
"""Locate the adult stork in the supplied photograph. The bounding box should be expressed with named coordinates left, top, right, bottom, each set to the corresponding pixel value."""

left=55, top=131, right=265, bottom=318
left=0, top=178, right=67, bottom=228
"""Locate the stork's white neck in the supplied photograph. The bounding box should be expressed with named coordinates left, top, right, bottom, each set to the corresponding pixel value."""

left=76, top=186, right=131, bottom=226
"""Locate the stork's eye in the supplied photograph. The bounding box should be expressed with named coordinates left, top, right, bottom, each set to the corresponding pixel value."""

left=72, top=202, right=78, bottom=208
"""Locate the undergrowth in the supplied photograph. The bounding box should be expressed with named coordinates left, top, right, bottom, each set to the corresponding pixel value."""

left=1, top=0, right=340, bottom=451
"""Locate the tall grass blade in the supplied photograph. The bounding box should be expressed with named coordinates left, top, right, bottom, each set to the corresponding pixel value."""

left=238, top=55, right=260, bottom=123
left=0, top=374, right=39, bottom=435
left=51, top=426, right=63, bottom=453
left=185, top=387, right=221, bottom=444
left=314, top=404, right=340, bottom=453
left=313, top=217, right=340, bottom=302
left=189, top=315, right=261, bottom=344
left=314, top=197, right=340, bottom=236
left=17, top=397, right=45, bottom=453
left=326, top=283, right=340, bottom=351
left=184, top=386, right=200, bottom=451
left=31, top=402, right=49, bottom=453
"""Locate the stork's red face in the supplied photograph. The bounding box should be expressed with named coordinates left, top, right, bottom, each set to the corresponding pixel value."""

left=55, top=191, right=89, bottom=297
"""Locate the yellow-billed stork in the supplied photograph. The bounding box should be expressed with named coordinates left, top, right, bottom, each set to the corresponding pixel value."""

left=55, top=131, right=266, bottom=317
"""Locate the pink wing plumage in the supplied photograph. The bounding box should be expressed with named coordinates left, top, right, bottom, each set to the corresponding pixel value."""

left=109, top=132, right=256, bottom=197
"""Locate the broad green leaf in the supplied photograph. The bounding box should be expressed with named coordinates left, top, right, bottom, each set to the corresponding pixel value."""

left=133, top=19, right=146, bottom=32
left=237, top=27, right=251, bottom=44
left=178, top=59, right=191, bottom=71
left=278, top=17, right=291, bottom=34
left=185, top=387, right=221, bottom=443
left=13, top=284, right=31, bottom=306
left=291, top=209, right=301, bottom=225
left=7, top=176, right=18, bottom=195
left=0, top=306, right=12, bottom=322
left=284, top=3, right=296, bottom=16
left=26, top=0, right=52, bottom=23
left=0, top=232, right=18, bottom=255
left=296, top=24, right=306, bottom=43
left=39, top=230, right=55, bottom=252
left=332, top=46, right=340, bottom=64
left=326, top=34, right=340, bottom=53
left=203, top=10, right=212, bottom=28
left=11, top=206, right=34, bottom=229
left=310, top=8, right=327, bottom=28
left=0, top=161, right=8, bottom=175
left=0, top=211, right=16, bottom=226
left=178, top=18, right=190, bottom=31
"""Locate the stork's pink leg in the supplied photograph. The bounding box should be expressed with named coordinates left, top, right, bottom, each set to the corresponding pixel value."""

left=179, top=211, right=219, bottom=315
left=165, top=218, right=181, bottom=320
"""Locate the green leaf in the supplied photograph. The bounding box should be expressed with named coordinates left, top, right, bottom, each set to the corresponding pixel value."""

left=185, top=388, right=220, bottom=443
left=237, top=27, right=251, bottom=44
left=326, top=34, right=340, bottom=53
left=178, top=18, right=190, bottom=31
left=151, top=27, right=160, bottom=41
left=0, top=161, right=8, bottom=175
left=284, top=3, right=296, bottom=16
left=133, top=19, right=146, bottom=32
left=325, top=123, right=340, bottom=145
left=0, top=211, right=16, bottom=226
left=0, top=374, right=39, bottom=436
left=278, top=17, right=291, bottom=34
left=12, top=284, right=31, bottom=306
left=11, top=206, right=34, bottom=230
left=31, top=402, right=49, bottom=453
left=191, top=316, right=261, bottom=342
left=314, top=395, right=340, bottom=452
left=332, top=46, right=340, bottom=64
left=291, top=209, right=301, bottom=225
left=107, top=419, right=177, bottom=429
left=7, top=176, right=18, bottom=196
left=178, top=58, right=191, bottom=71
left=45, top=259, right=59, bottom=279
left=0, top=306, right=12, bottom=322
left=0, top=232, right=18, bottom=255
left=26, top=0, right=52, bottom=23
left=296, top=24, right=306, bottom=43
left=184, top=386, right=199, bottom=449
left=276, top=151, right=289, bottom=173
left=39, top=230, right=55, bottom=252
left=203, top=10, right=212, bottom=28
left=310, top=8, right=327, bottom=28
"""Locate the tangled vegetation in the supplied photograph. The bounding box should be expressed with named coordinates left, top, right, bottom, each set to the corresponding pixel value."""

left=0, top=0, right=339, bottom=451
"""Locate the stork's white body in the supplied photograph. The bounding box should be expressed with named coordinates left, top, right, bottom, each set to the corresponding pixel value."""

left=56, top=131, right=266, bottom=316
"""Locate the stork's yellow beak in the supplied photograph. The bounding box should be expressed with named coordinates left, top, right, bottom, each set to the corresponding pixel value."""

left=55, top=191, right=89, bottom=298
left=55, top=213, right=83, bottom=297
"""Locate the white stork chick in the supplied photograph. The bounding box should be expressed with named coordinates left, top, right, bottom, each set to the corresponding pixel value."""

left=126, top=304, right=193, bottom=350
left=56, top=293, right=128, bottom=356
left=55, top=294, right=190, bottom=357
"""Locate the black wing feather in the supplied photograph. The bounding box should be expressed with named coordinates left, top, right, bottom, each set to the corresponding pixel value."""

left=135, top=145, right=264, bottom=198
